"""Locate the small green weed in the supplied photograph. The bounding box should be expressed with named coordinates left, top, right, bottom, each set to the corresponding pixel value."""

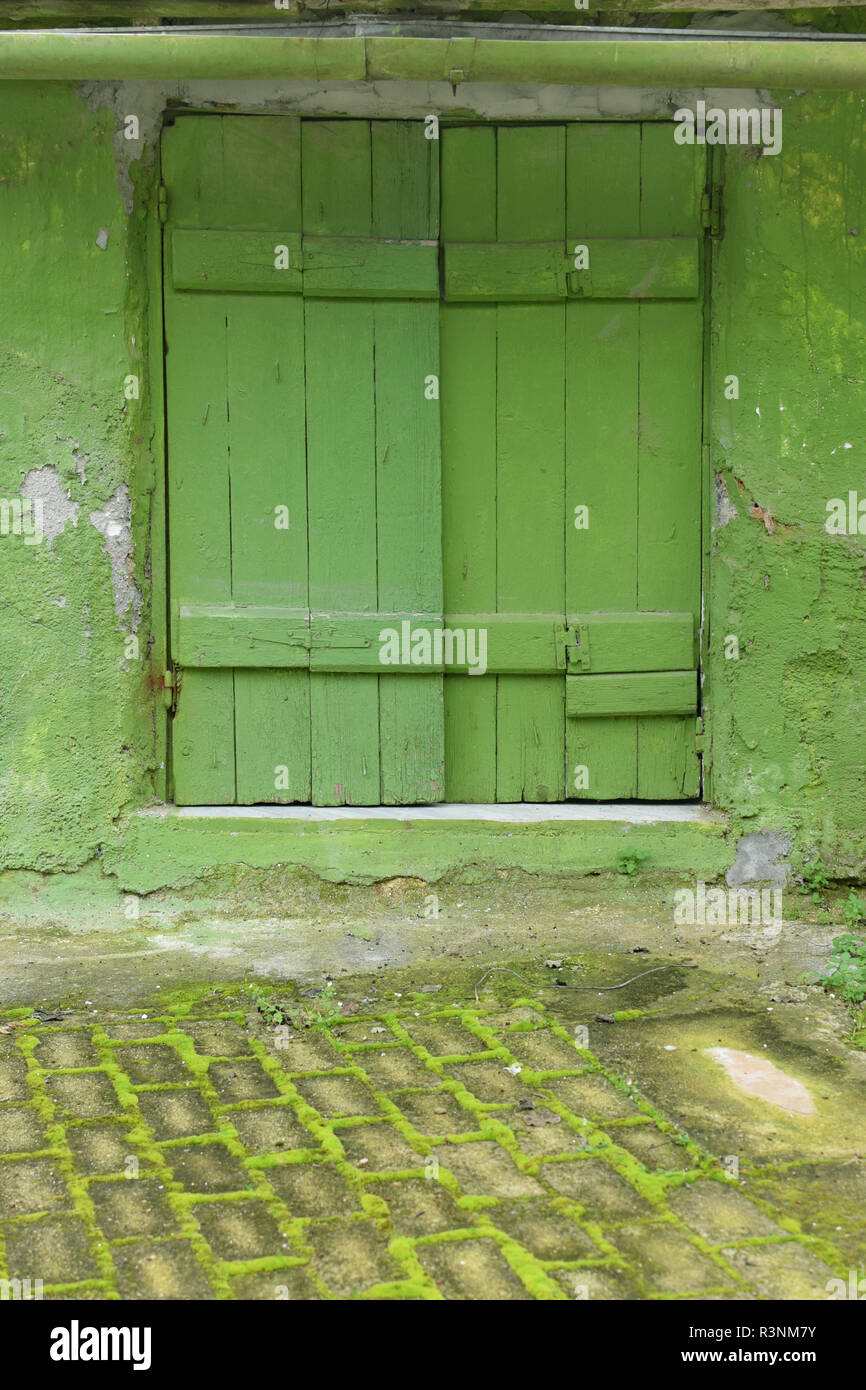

left=248, top=981, right=343, bottom=1032
left=248, top=984, right=291, bottom=1026
left=309, top=983, right=343, bottom=1025
left=616, top=850, right=649, bottom=878
left=816, top=932, right=866, bottom=1005
left=800, top=860, right=831, bottom=903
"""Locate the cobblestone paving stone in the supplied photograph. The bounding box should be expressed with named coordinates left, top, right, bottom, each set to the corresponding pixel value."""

left=0, top=986, right=852, bottom=1301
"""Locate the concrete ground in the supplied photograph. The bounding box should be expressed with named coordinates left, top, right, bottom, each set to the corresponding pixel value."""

left=0, top=869, right=864, bottom=1300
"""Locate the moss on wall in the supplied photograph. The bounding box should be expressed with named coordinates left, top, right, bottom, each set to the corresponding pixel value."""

left=0, top=83, right=158, bottom=870
left=710, top=92, right=866, bottom=873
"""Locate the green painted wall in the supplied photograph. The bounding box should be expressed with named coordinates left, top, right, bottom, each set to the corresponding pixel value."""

left=0, top=83, right=159, bottom=870
left=709, top=95, right=866, bottom=873
left=0, top=76, right=863, bottom=883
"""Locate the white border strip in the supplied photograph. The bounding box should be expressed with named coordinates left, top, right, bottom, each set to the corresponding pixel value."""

left=140, top=803, right=723, bottom=825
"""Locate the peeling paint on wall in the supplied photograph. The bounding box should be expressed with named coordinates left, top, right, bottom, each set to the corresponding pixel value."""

left=714, top=472, right=739, bottom=527
left=89, top=484, right=141, bottom=632
left=19, top=465, right=79, bottom=547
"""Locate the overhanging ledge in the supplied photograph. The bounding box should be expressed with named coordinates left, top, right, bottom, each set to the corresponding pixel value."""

left=3, top=29, right=866, bottom=90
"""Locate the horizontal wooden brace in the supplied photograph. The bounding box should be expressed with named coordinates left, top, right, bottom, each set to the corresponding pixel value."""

left=174, top=607, right=569, bottom=673
left=175, top=605, right=310, bottom=667
left=566, top=670, right=698, bottom=718
left=170, top=230, right=438, bottom=297
left=566, top=612, right=695, bottom=673
left=171, top=229, right=303, bottom=293
left=444, top=242, right=567, bottom=302
left=302, top=236, right=439, bottom=298
left=176, top=608, right=699, bottom=677
left=444, top=238, right=699, bottom=301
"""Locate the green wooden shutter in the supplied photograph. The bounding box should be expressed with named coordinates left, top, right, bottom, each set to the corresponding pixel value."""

left=439, top=122, right=704, bottom=801
left=164, top=116, right=703, bottom=807
left=302, top=120, right=443, bottom=806
left=564, top=123, right=704, bottom=800
left=163, top=116, right=443, bottom=806
left=163, top=116, right=309, bottom=806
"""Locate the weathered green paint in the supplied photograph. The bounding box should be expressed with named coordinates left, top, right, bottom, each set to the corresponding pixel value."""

left=163, top=116, right=701, bottom=806
left=568, top=613, right=695, bottom=673
left=6, top=32, right=866, bottom=92
left=1, top=72, right=866, bottom=883
left=567, top=670, right=698, bottom=718
left=560, top=122, right=704, bottom=799
left=0, top=82, right=157, bottom=870
left=444, top=237, right=700, bottom=301
left=164, top=115, right=445, bottom=806
left=102, top=808, right=732, bottom=893
left=172, top=229, right=439, bottom=297
left=709, top=98, right=866, bottom=862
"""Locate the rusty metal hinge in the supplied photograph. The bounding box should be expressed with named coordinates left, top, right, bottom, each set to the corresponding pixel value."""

left=163, top=668, right=177, bottom=714
left=700, top=183, right=723, bottom=239
left=157, top=184, right=168, bottom=224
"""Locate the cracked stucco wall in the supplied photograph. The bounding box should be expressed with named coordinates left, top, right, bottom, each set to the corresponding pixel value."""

left=710, top=93, right=866, bottom=874
left=0, top=76, right=863, bottom=879
left=0, top=83, right=156, bottom=870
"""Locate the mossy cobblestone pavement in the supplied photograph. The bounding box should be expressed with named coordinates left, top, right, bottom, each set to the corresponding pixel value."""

left=1, top=948, right=864, bottom=1301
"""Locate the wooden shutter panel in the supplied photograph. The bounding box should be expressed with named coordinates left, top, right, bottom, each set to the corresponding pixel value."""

left=564, top=123, right=704, bottom=799
left=164, top=116, right=444, bottom=806
left=439, top=122, right=704, bottom=802
left=164, top=115, right=308, bottom=805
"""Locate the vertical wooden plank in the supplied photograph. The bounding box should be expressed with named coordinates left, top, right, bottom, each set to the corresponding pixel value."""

left=375, top=302, right=444, bottom=802
left=215, top=118, right=310, bottom=803
left=372, top=119, right=435, bottom=240
left=164, top=294, right=235, bottom=804
left=637, top=126, right=703, bottom=797
left=228, top=295, right=311, bottom=804
left=565, top=123, right=642, bottom=799
left=495, top=125, right=566, bottom=802
left=303, top=120, right=380, bottom=805
left=306, top=297, right=379, bottom=805
left=165, top=115, right=302, bottom=230
left=639, top=121, right=704, bottom=240
left=163, top=115, right=306, bottom=805
left=301, top=120, right=372, bottom=237
left=441, top=127, right=498, bottom=801
left=163, top=118, right=236, bottom=804
left=373, top=122, right=444, bottom=803
left=146, top=175, right=169, bottom=801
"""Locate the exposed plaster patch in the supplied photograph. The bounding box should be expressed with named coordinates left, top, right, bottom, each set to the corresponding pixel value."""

left=19, top=466, right=79, bottom=548
left=714, top=472, right=739, bottom=527
left=71, top=448, right=88, bottom=483
left=89, top=484, right=141, bottom=632
left=726, top=829, right=792, bottom=888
